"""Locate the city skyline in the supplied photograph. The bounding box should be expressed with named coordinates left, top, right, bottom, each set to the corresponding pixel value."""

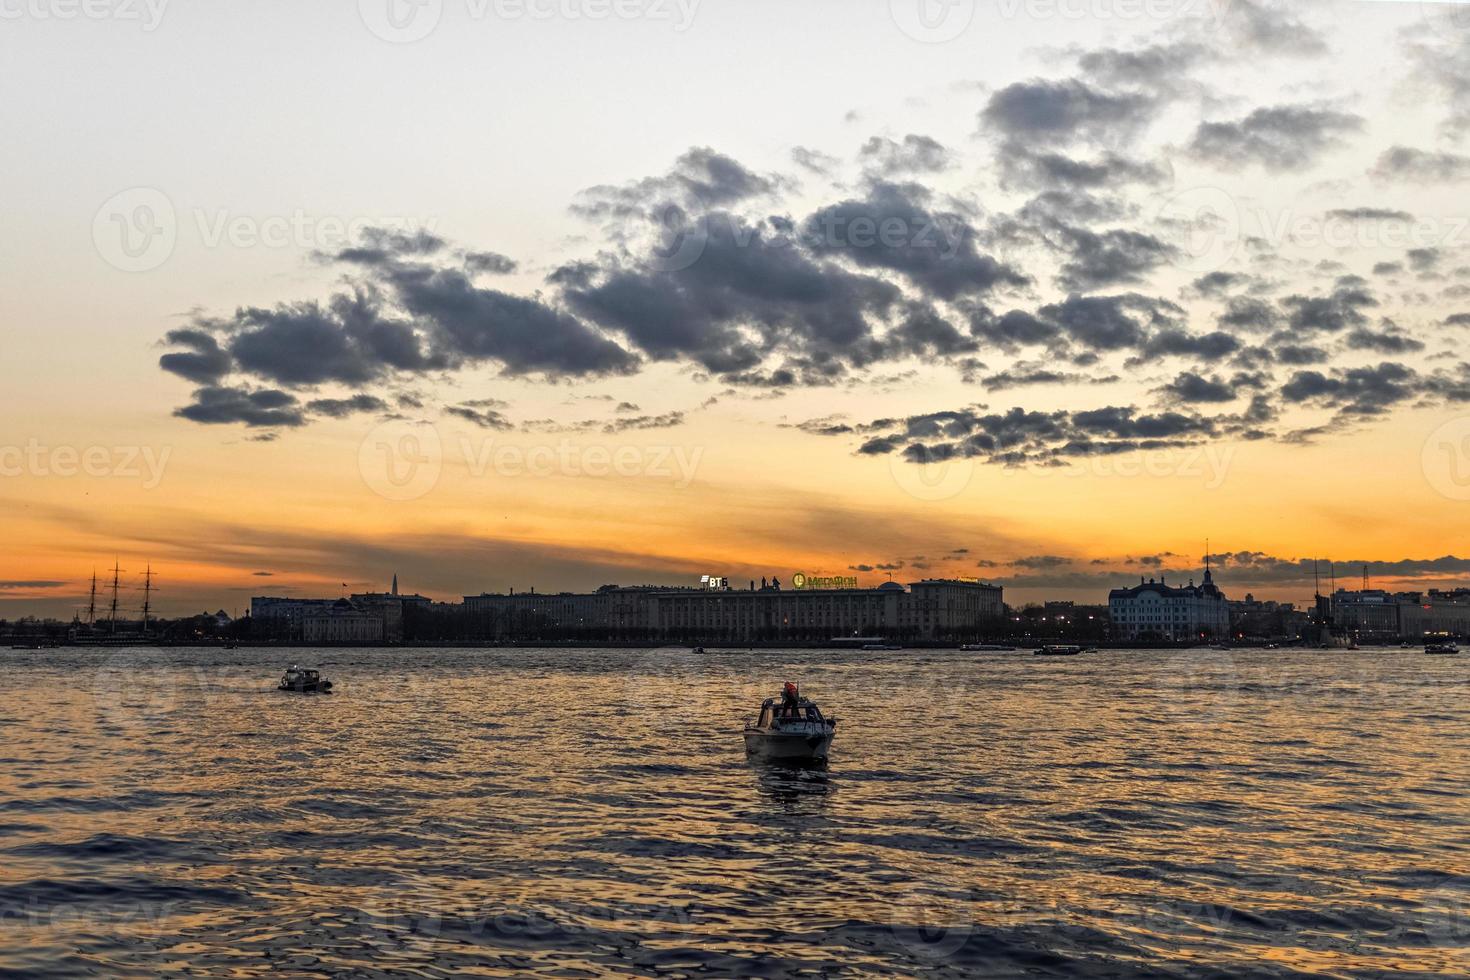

left=2, top=548, right=1459, bottom=622
left=6, top=2, right=1470, bottom=616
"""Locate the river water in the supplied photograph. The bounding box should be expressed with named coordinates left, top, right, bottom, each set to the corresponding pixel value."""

left=0, top=646, right=1465, bottom=977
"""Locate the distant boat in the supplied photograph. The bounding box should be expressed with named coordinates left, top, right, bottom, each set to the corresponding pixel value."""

left=862, top=643, right=903, bottom=651
left=1035, top=644, right=1085, bottom=657
left=960, top=643, right=1016, bottom=651
left=1425, top=642, right=1460, bottom=655
left=278, top=665, right=333, bottom=693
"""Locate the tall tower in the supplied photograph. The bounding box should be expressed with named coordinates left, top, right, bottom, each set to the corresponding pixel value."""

left=391, top=573, right=398, bottom=596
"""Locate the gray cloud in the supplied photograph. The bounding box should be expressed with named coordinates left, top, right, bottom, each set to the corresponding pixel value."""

left=571, top=146, right=781, bottom=221
left=305, top=394, right=390, bottom=418
left=445, top=404, right=514, bottom=430
left=858, top=134, right=952, bottom=175
left=1370, top=145, right=1470, bottom=183
left=981, top=78, right=1157, bottom=146
left=174, top=386, right=306, bottom=428
left=805, top=182, right=1030, bottom=300
left=1189, top=104, right=1362, bottom=171
left=1076, top=40, right=1214, bottom=87
left=1159, top=371, right=1238, bottom=404
left=1048, top=224, right=1179, bottom=290
left=998, top=143, right=1170, bottom=191
left=1220, top=0, right=1328, bottom=57
left=158, top=328, right=232, bottom=385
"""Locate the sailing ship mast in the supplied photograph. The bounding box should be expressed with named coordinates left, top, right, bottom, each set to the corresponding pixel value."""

left=141, top=564, right=153, bottom=634
left=86, top=570, right=97, bottom=627
left=108, top=560, right=121, bottom=634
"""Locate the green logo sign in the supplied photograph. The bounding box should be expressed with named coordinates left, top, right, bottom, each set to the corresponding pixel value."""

left=792, top=571, right=857, bottom=591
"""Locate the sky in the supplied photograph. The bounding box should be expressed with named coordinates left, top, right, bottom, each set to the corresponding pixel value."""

left=4, top=0, right=1470, bottom=617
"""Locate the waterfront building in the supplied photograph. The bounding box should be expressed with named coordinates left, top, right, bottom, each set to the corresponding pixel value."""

left=301, top=598, right=385, bottom=644
left=463, top=577, right=1003, bottom=642
left=1227, top=594, right=1307, bottom=639
left=1108, top=566, right=1229, bottom=642
left=249, top=597, right=339, bottom=640
left=349, top=581, right=433, bottom=643
left=1400, top=595, right=1470, bottom=637
left=1328, top=589, right=1400, bottom=639
left=253, top=575, right=431, bottom=642
left=1329, top=588, right=1470, bottom=639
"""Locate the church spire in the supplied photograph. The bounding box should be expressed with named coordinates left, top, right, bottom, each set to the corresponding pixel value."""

left=391, top=573, right=398, bottom=596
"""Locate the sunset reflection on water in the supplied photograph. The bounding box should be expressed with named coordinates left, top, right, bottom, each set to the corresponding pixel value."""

left=0, top=647, right=1465, bottom=977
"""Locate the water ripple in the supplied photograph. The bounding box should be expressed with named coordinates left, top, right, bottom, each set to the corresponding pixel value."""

left=0, top=646, right=1465, bottom=977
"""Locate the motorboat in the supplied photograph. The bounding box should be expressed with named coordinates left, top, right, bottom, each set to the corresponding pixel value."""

left=278, top=665, right=333, bottom=693
left=862, top=643, right=902, bottom=651
left=744, top=682, right=836, bottom=761
left=1034, top=644, right=1085, bottom=656
left=960, top=643, right=1016, bottom=651
left=1425, top=642, right=1460, bottom=655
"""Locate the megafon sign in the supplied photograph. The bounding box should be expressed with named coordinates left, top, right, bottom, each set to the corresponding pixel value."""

left=792, top=572, right=859, bottom=591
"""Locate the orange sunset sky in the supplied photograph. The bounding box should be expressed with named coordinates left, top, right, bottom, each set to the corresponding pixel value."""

left=4, top=1, right=1470, bottom=617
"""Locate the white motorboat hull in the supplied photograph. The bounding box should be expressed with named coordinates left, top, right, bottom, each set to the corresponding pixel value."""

left=744, top=729, right=834, bottom=760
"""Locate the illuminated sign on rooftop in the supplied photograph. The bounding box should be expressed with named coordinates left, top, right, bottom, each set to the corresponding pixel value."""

left=792, top=572, right=859, bottom=591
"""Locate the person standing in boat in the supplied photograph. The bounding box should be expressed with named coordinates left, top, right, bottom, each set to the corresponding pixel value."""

left=780, top=681, right=800, bottom=719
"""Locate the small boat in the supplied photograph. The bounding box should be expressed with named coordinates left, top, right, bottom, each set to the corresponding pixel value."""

left=693, top=646, right=706, bottom=655
left=1425, top=642, right=1460, bottom=655
left=862, top=643, right=903, bottom=651
left=744, top=682, right=836, bottom=762
left=278, top=665, right=333, bottom=693
left=960, top=643, right=1016, bottom=651
left=1035, top=644, right=1085, bottom=657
